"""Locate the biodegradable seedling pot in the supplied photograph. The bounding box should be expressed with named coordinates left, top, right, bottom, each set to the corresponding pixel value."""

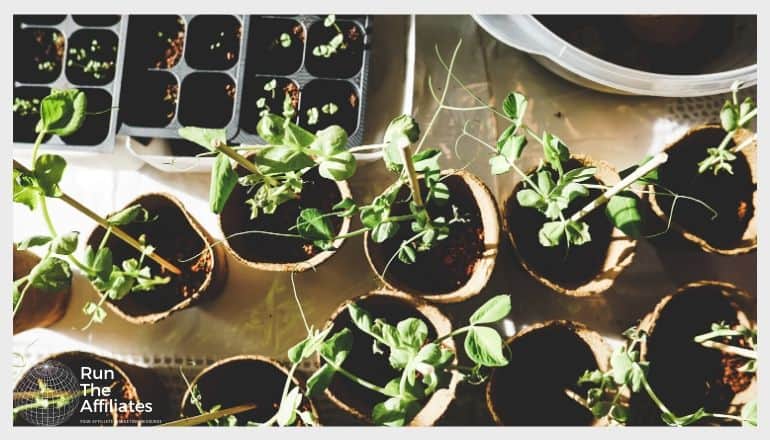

left=504, top=155, right=637, bottom=297
left=648, top=125, right=757, bottom=255
left=13, top=351, right=168, bottom=426
left=86, top=193, right=227, bottom=324
left=12, top=246, right=71, bottom=335
left=485, top=320, right=611, bottom=426
left=631, top=281, right=756, bottom=425
left=322, top=290, right=461, bottom=426
left=180, top=355, right=318, bottom=426
left=219, top=166, right=352, bottom=272
left=364, top=170, right=500, bottom=304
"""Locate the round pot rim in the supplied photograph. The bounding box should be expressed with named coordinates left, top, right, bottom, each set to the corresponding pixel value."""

left=218, top=175, right=353, bottom=272
left=179, top=354, right=320, bottom=425
left=485, top=319, right=611, bottom=426
left=647, top=124, right=757, bottom=255
left=363, top=169, right=500, bottom=304
left=13, top=245, right=72, bottom=334
left=88, top=192, right=224, bottom=325
left=503, top=154, right=637, bottom=297
left=320, top=289, right=462, bottom=426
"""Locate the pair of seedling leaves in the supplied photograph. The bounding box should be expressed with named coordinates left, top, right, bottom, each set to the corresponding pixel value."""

left=12, top=89, right=169, bottom=321
left=698, top=87, right=758, bottom=175
left=578, top=326, right=757, bottom=427
left=275, top=294, right=511, bottom=426
left=312, top=14, right=347, bottom=59
left=488, top=92, right=656, bottom=248
left=182, top=113, right=461, bottom=265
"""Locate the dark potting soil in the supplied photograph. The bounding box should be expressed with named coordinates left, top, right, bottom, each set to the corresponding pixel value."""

left=629, top=284, right=747, bottom=425
left=120, top=71, right=178, bottom=127
left=298, top=79, right=359, bottom=135
left=14, top=27, right=65, bottom=84
left=305, top=20, right=365, bottom=79
left=181, top=359, right=312, bottom=425
left=73, top=15, right=122, bottom=27
left=488, top=324, right=599, bottom=426
left=240, top=77, right=300, bottom=135
left=87, top=195, right=212, bottom=318
left=245, top=17, right=305, bottom=75
left=61, top=88, right=112, bottom=146
left=15, top=15, right=66, bottom=26
left=535, top=15, right=748, bottom=75
left=655, top=126, right=755, bottom=250
left=177, top=73, right=236, bottom=128
left=220, top=167, right=343, bottom=264
left=124, top=15, right=185, bottom=69
left=185, top=15, right=242, bottom=70
left=13, top=86, right=53, bottom=143
left=505, top=159, right=613, bottom=288
left=326, top=295, right=439, bottom=418
left=65, top=29, right=119, bottom=86
left=367, top=175, right=484, bottom=296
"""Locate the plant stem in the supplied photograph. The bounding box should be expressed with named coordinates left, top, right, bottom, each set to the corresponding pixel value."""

left=260, top=362, right=301, bottom=427
left=160, top=404, right=258, bottom=427
left=640, top=374, right=675, bottom=421
left=30, top=131, right=46, bottom=164
left=434, top=325, right=473, bottom=344
left=570, top=152, right=668, bottom=223
left=699, top=340, right=757, bottom=359
left=320, top=354, right=398, bottom=398
left=215, top=141, right=262, bottom=175
left=399, top=145, right=426, bottom=209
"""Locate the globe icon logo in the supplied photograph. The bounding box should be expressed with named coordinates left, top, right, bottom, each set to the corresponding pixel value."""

left=14, top=360, right=81, bottom=426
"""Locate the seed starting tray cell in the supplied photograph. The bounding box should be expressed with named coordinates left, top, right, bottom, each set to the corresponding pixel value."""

left=13, top=15, right=126, bottom=152
left=118, top=15, right=372, bottom=149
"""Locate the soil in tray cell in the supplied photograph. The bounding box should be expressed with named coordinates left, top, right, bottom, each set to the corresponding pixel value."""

left=73, top=15, right=121, bottom=27
left=14, top=15, right=66, bottom=26
left=177, top=73, right=236, bottom=128
left=61, top=88, right=112, bottom=146
left=65, top=29, right=119, bottom=86
left=245, top=17, right=304, bottom=75
left=124, top=15, right=185, bottom=69
left=13, top=86, right=52, bottom=143
left=185, top=15, right=242, bottom=70
left=298, top=79, right=359, bottom=136
left=240, top=76, right=300, bottom=134
left=120, top=71, right=179, bottom=128
left=305, top=19, right=365, bottom=79
left=14, top=27, right=65, bottom=84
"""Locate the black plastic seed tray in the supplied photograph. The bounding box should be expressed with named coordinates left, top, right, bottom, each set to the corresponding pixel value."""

left=118, top=15, right=372, bottom=150
left=13, top=15, right=126, bottom=152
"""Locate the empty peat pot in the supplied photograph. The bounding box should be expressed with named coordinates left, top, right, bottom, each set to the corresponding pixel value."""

left=364, top=170, right=500, bottom=303
left=504, top=155, right=637, bottom=296
left=180, top=355, right=318, bottom=426
left=219, top=165, right=352, bottom=272
left=13, top=245, right=71, bottom=335
left=86, top=193, right=227, bottom=324
left=631, top=281, right=756, bottom=425
left=485, top=320, right=611, bottom=426
left=648, top=125, right=757, bottom=255
left=13, top=351, right=167, bottom=426
left=321, top=290, right=461, bottom=425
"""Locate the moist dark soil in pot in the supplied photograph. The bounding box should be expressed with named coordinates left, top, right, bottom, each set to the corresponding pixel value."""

left=535, top=15, right=744, bottom=75
left=15, top=15, right=66, bottom=26
left=124, top=15, right=185, bottom=69
left=221, top=167, right=343, bottom=264
left=305, top=19, right=365, bottom=78
left=87, top=195, right=212, bottom=317
left=629, top=284, right=748, bottom=425
left=489, top=324, right=598, bottom=425
left=240, top=77, right=300, bottom=134
left=177, top=73, right=235, bottom=128
left=181, top=359, right=312, bottom=425
left=13, top=86, right=52, bottom=143
left=73, top=15, right=121, bottom=27
left=14, top=27, right=65, bottom=83
left=655, top=127, right=754, bottom=250
left=368, top=175, right=484, bottom=295
left=298, top=79, right=359, bottom=135
left=185, top=15, right=242, bottom=70
left=61, top=88, right=112, bottom=146
left=505, top=159, right=613, bottom=288
left=65, top=29, right=118, bottom=86
left=326, top=295, right=438, bottom=417
left=120, top=71, right=178, bottom=127
left=245, top=17, right=304, bottom=75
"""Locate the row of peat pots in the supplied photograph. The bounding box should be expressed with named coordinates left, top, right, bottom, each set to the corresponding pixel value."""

left=14, top=282, right=756, bottom=426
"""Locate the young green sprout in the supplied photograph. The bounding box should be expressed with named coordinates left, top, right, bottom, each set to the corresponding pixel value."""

left=698, top=82, right=758, bottom=175
left=312, top=14, right=347, bottom=58
left=12, top=89, right=174, bottom=328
